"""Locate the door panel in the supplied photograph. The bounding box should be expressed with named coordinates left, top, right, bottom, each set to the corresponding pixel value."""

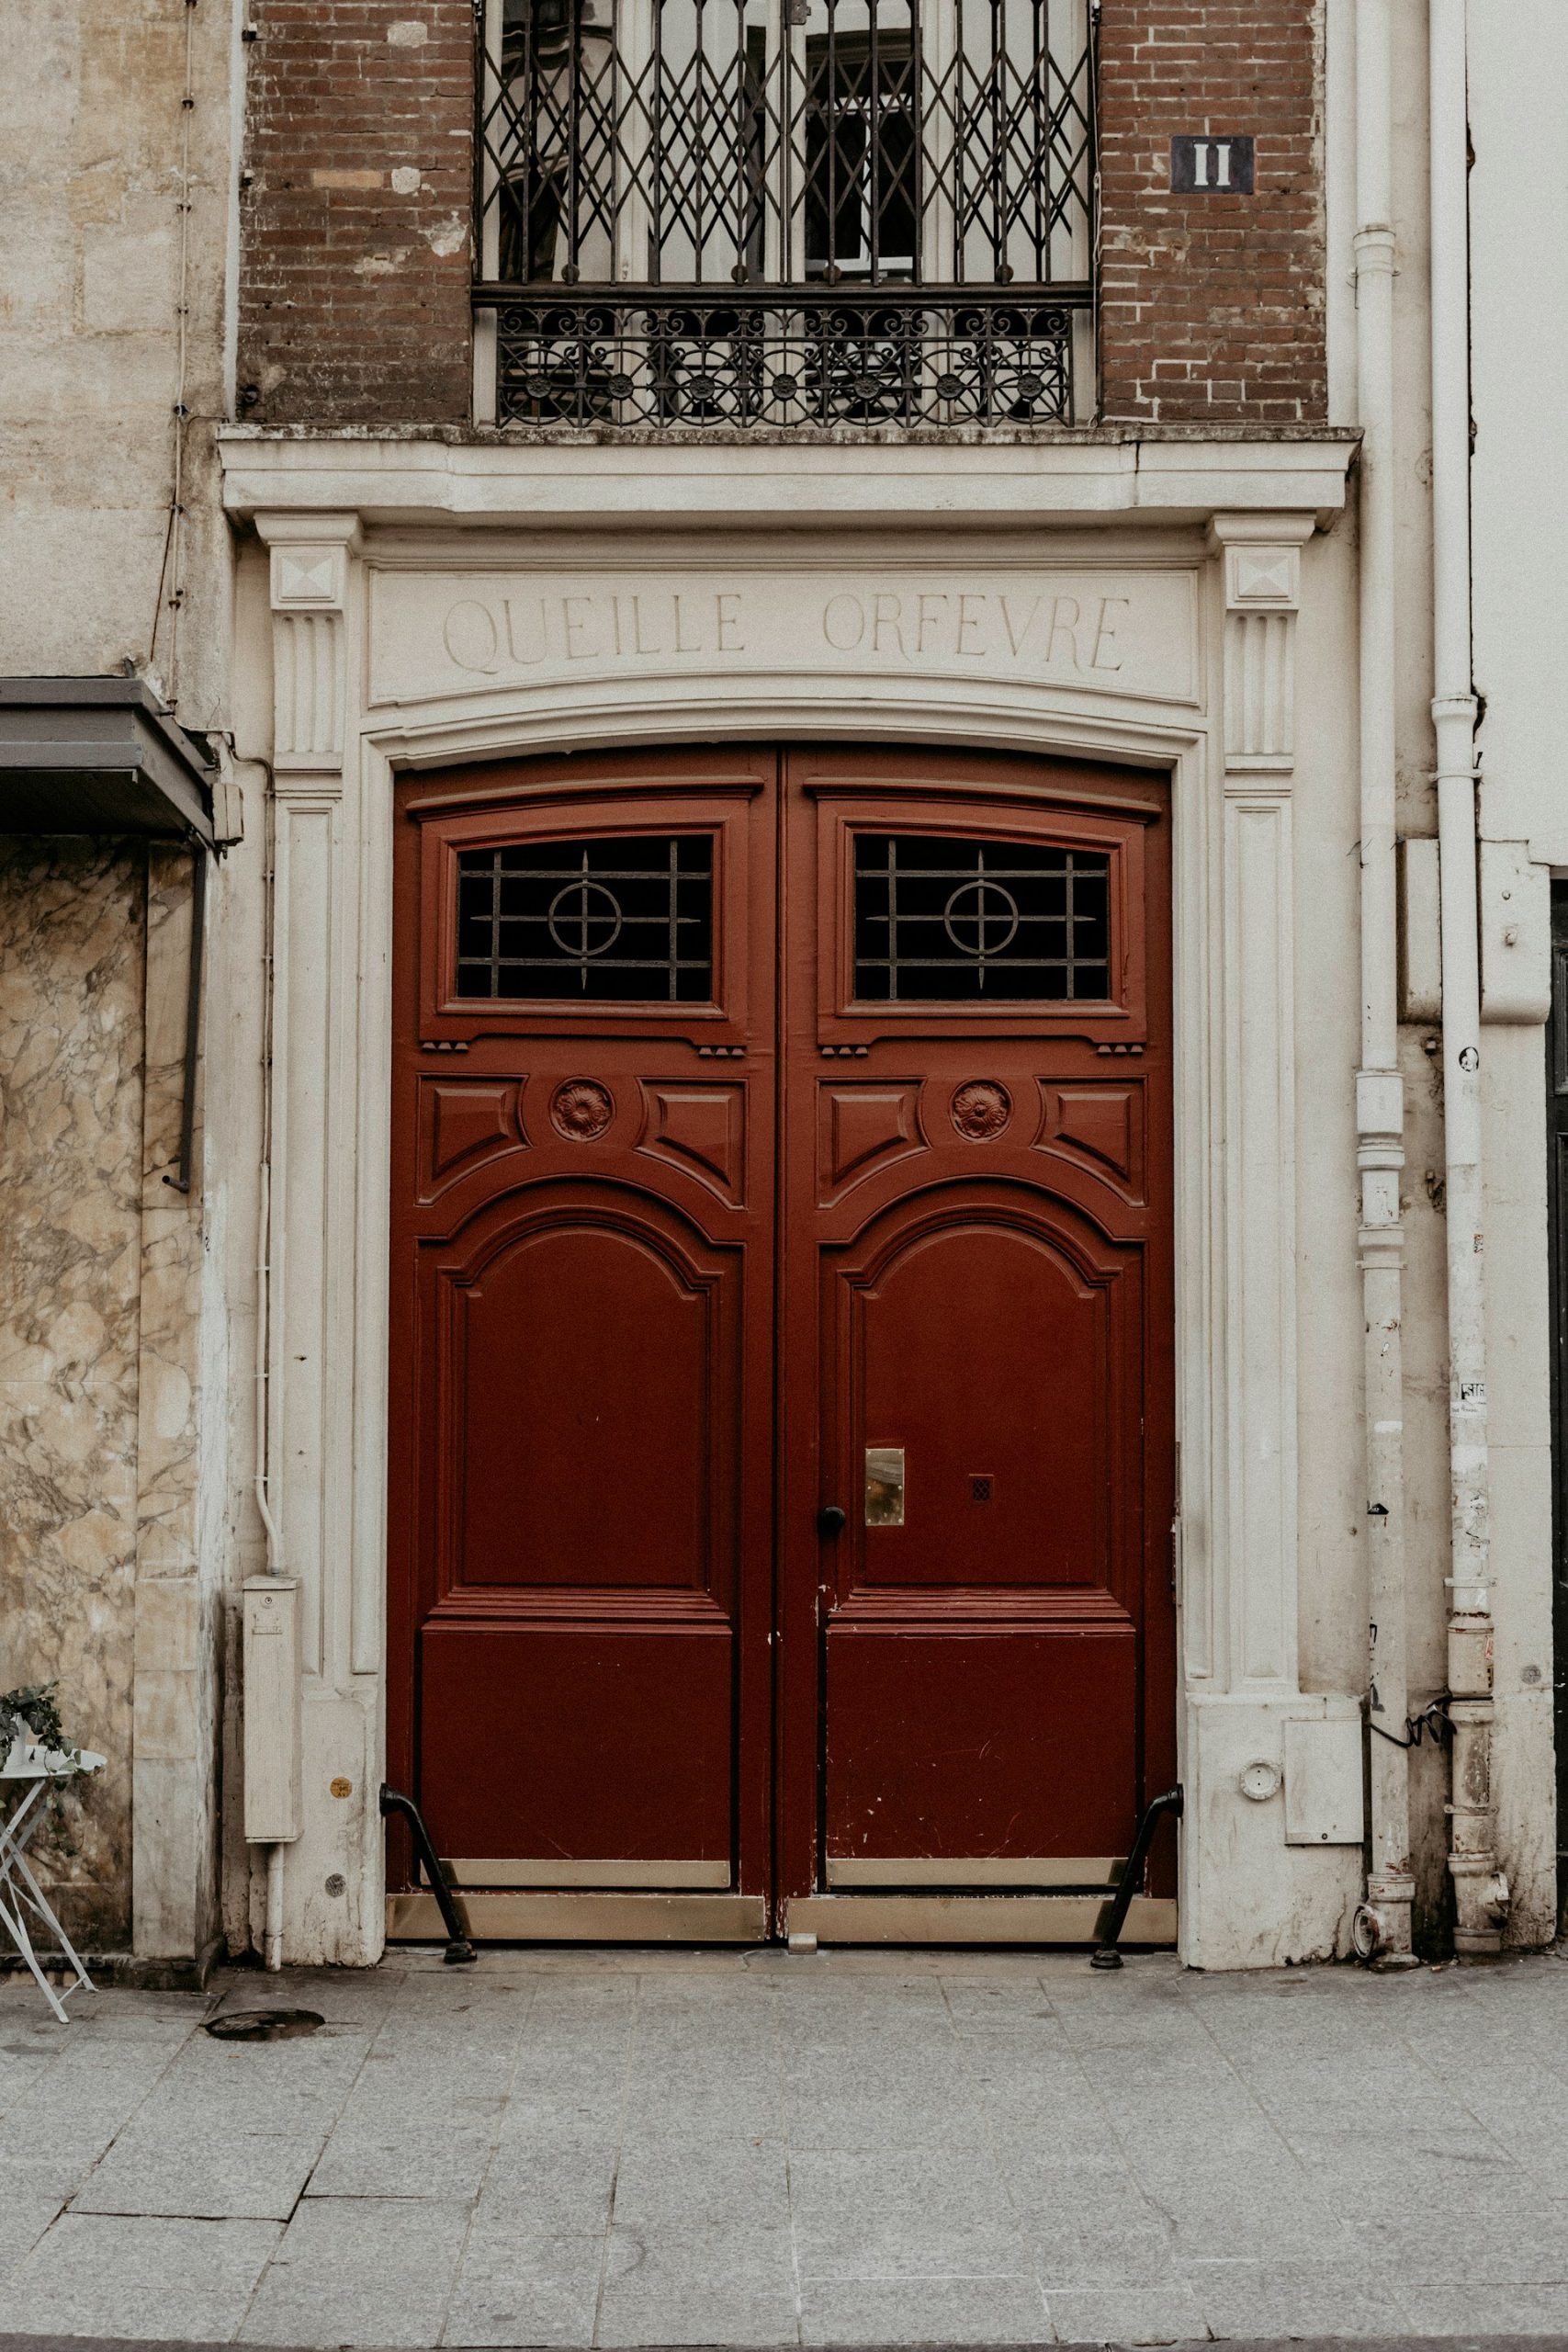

left=841, top=1211, right=1117, bottom=1590
left=827, top=1629, right=1138, bottom=1865
left=419, top=1626, right=734, bottom=1865
left=778, top=745, right=1174, bottom=1900
left=450, top=1212, right=725, bottom=1593
left=389, top=750, right=776, bottom=1888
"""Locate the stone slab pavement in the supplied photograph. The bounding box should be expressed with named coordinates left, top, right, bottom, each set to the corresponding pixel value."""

left=5, top=1947, right=1568, bottom=2346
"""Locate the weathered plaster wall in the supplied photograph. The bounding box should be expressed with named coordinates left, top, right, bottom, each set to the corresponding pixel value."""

left=1324, top=0, right=1563, bottom=1955
left=0, top=843, right=147, bottom=1951
left=0, top=0, right=235, bottom=718
left=1467, top=0, right=1568, bottom=1948
left=0, top=0, right=236, bottom=1959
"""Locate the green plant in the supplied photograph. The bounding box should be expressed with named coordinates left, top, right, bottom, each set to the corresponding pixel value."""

left=0, top=1683, right=85, bottom=1849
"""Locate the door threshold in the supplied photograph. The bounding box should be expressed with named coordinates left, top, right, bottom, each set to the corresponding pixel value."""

left=387, top=1887, right=1177, bottom=1947
left=441, top=1858, right=730, bottom=1890
left=386, top=1889, right=767, bottom=1943
left=785, top=1892, right=1178, bottom=1945
left=825, top=1855, right=1125, bottom=1889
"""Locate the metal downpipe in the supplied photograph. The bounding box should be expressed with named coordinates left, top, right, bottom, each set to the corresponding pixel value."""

left=1429, top=0, right=1506, bottom=1956
left=1351, top=0, right=1415, bottom=1966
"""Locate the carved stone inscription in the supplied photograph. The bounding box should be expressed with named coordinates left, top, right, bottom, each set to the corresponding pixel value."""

left=368, top=569, right=1199, bottom=708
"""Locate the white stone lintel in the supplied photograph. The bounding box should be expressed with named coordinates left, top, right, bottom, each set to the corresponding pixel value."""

left=221, top=432, right=1357, bottom=535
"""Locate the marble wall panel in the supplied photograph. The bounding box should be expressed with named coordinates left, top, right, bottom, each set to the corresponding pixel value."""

left=133, top=846, right=216, bottom=1959
left=0, top=841, right=146, bottom=1949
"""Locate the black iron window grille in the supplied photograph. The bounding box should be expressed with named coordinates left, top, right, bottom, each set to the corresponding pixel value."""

left=852, top=833, right=1111, bottom=1001
left=456, top=834, right=715, bottom=1000
left=473, top=0, right=1094, bottom=428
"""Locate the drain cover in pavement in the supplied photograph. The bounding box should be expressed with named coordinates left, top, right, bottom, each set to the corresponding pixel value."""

left=204, top=2007, right=324, bottom=2041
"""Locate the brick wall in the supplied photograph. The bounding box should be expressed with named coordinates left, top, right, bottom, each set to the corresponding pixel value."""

left=236, top=0, right=1325, bottom=430
left=1097, top=0, right=1326, bottom=424
left=237, top=0, right=473, bottom=424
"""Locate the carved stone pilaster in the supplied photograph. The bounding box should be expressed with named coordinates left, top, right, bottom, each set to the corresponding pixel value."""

left=256, top=514, right=362, bottom=776
left=1208, top=514, right=1314, bottom=1695
left=252, top=512, right=364, bottom=1715
left=1212, top=514, right=1314, bottom=774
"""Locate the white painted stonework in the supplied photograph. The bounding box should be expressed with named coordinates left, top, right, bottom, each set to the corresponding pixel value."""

left=219, top=431, right=1374, bottom=1973
left=372, top=564, right=1200, bottom=713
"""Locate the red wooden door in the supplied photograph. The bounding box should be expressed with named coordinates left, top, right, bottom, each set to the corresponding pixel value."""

left=388, top=750, right=777, bottom=1893
left=776, top=747, right=1175, bottom=1901
left=389, top=743, right=1174, bottom=1919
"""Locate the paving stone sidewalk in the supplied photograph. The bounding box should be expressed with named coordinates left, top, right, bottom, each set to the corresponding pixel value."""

left=5, top=1946, right=1568, bottom=2347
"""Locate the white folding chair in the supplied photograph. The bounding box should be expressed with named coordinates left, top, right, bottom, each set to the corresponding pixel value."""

left=0, top=1741, right=105, bottom=2021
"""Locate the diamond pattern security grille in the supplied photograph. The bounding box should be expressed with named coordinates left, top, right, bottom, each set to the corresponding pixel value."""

left=456, top=835, right=715, bottom=1001
left=852, top=833, right=1111, bottom=1001
left=474, top=0, right=1093, bottom=428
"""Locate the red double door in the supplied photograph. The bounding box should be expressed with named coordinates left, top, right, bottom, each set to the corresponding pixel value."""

left=388, top=743, right=1175, bottom=1927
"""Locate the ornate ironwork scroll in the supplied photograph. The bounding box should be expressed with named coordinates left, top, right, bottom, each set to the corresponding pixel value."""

left=489, top=290, right=1075, bottom=424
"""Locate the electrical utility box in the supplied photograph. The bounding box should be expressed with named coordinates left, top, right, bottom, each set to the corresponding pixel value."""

left=1282, top=1713, right=1364, bottom=1846
left=243, top=1576, right=302, bottom=1842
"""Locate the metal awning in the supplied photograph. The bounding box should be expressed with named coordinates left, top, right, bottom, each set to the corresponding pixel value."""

left=0, top=678, right=217, bottom=849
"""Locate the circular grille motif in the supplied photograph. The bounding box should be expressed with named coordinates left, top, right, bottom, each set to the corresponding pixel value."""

left=942, top=877, right=1021, bottom=959
left=547, top=877, right=623, bottom=961
left=951, top=1080, right=1012, bottom=1143
left=550, top=1079, right=615, bottom=1141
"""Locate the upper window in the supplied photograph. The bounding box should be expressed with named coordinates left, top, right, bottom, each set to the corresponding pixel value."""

left=456, top=834, right=715, bottom=1001
left=852, top=833, right=1111, bottom=1002
left=473, top=0, right=1093, bottom=429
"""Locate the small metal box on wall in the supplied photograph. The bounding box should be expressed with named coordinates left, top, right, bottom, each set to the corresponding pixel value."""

left=243, top=1576, right=302, bottom=1842
left=1282, top=1715, right=1364, bottom=1846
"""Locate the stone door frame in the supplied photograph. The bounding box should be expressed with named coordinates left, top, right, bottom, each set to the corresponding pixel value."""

left=220, top=432, right=1360, bottom=1969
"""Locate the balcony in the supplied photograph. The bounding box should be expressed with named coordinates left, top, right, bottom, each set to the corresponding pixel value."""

left=473, top=0, right=1094, bottom=430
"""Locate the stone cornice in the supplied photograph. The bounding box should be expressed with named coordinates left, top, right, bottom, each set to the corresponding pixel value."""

left=220, top=429, right=1358, bottom=534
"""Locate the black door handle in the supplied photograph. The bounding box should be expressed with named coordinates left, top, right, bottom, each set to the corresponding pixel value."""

left=817, top=1504, right=848, bottom=1538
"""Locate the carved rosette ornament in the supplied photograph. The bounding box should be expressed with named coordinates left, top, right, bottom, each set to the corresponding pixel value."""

left=550, top=1079, right=615, bottom=1141
left=951, top=1080, right=1012, bottom=1142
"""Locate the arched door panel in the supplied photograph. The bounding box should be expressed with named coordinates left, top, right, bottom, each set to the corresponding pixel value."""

left=388, top=751, right=776, bottom=1895
left=777, top=745, right=1175, bottom=1905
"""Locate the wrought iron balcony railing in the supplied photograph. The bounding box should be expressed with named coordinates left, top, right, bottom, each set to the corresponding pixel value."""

left=473, top=0, right=1095, bottom=430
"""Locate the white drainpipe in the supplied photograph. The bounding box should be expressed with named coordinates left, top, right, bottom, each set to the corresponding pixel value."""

left=1429, top=0, right=1507, bottom=1955
left=1351, top=0, right=1415, bottom=1966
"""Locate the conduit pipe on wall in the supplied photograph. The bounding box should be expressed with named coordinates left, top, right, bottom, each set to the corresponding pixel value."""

left=1350, top=0, right=1416, bottom=1966
left=255, top=1159, right=287, bottom=1972
left=254, top=767, right=288, bottom=1972
left=1429, top=0, right=1507, bottom=1955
